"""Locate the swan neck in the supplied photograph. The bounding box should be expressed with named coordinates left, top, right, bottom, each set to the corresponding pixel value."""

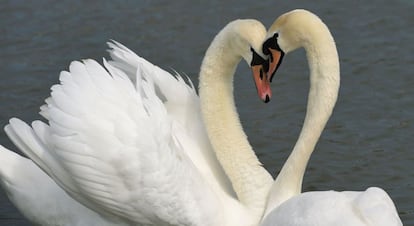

left=199, top=28, right=272, bottom=216
left=266, top=24, right=340, bottom=214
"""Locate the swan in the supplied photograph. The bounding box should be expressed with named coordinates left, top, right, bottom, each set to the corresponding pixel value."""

left=0, top=145, right=128, bottom=226
left=259, top=9, right=402, bottom=226
left=2, top=19, right=274, bottom=226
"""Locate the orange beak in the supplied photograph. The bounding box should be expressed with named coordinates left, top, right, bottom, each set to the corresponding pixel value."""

left=267, top=48, right=284, bottom=83
left=252, top=64, right=271, bottom=103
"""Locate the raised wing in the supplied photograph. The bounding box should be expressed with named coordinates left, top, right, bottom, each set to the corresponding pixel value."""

left=106, top=42, right=234, bottom=196
left=5, top=45, right=223, bottom=225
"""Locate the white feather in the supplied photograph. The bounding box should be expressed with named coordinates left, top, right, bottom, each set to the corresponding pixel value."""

left=5, top=42, right=225, bottom=225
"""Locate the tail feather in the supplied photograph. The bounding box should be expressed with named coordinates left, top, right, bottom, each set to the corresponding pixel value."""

left=0, top=145, right=26, bottom=182
left=5, top=119, right=52, bottom=176
left=5, top=118, right=79, bottom=194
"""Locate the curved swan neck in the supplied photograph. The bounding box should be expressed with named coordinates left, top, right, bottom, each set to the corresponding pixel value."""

left=265, top=10, right=340, bottom=214
left=199, top=20, right=273, bottom=215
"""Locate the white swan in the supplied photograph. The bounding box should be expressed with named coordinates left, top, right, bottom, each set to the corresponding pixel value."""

left=259, top=10, right=402, bottom=226
left=2, top=19, right=274, bottom=226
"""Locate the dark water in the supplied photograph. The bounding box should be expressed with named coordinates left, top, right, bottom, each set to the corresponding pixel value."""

left=0, top=0, right=413, bottom=225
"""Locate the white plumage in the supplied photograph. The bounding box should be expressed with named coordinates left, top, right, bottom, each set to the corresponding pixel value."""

left=0, top=10, right=403, bottom=226
left=261, top=188, right=401, bottom=226
left=6, top=43, right=221, bottom=225
left=2, top=20, right=273, bottom=226
left=260, top=10, right=402, bottom=226
left=0, top=145, right=127, bottom=226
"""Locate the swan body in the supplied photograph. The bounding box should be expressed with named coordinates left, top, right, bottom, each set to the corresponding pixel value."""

left=260, top=9, right=402, bottom=225
left=2, top=19, right=273, bottom=226
left=0, top=145, right=127, bottom=226
left=261, top=188, right=401, bottom=226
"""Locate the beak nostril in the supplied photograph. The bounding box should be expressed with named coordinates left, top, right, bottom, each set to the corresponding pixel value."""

left=259, top=69, right=263, bottom=80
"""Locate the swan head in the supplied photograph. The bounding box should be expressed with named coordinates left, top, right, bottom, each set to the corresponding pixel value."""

left=250, top=46, right=271, bottom=103
left=226, top=19, right=272, bottom=103
left=262, top=9, right=326, bottom=81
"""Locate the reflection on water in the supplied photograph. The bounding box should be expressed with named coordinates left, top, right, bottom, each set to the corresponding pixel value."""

left=0, top=0, right=413, bottom=225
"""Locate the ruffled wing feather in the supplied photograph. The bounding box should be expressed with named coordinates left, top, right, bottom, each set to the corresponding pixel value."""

left=6, top=48, right=222, bottom=225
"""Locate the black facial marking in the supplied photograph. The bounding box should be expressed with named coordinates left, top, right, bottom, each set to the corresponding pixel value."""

left=262, top=33, right=285, bottom=82
left=263, top=33, right=283, bottom=54
left=250, top=47, right=266, bottom=66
